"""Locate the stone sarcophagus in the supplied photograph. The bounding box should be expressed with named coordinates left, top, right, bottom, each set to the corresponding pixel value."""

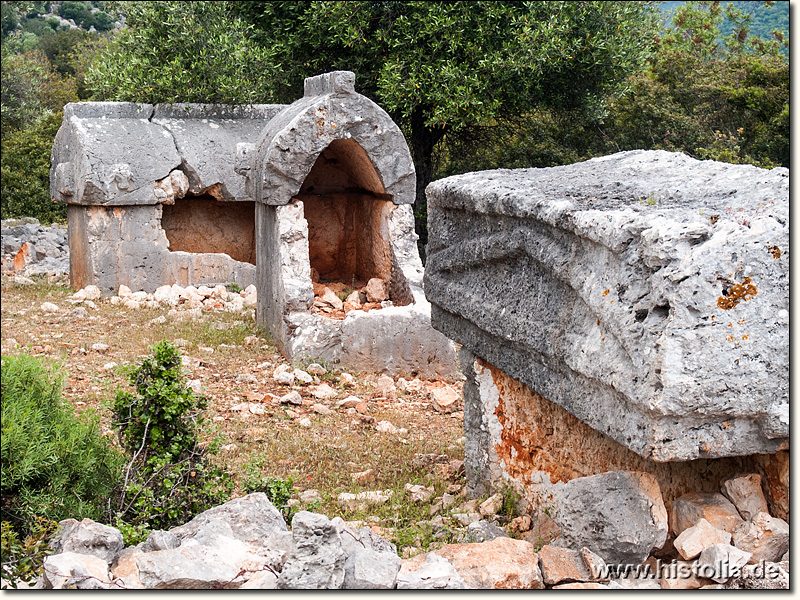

left=425, top=150, right=788, bottom=516
left=51, top=71, right=457, bottom=378
left=51, top=102, right=284, bottom=293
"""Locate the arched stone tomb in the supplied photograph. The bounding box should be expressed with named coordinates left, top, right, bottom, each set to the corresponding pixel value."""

left=50, top=71, right=457, bottom=379
left=248, top=71, right=456, bottom=377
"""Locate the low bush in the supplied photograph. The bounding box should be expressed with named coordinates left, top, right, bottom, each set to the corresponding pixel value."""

left=111, top=341, right=232, bottom=541
left=0, top=354, right=124, bottom=584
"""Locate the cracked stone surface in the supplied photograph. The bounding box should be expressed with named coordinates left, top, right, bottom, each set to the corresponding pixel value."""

left=50, top=102, right=281, bottom=293
left=425, top=150, right=788, bottom=461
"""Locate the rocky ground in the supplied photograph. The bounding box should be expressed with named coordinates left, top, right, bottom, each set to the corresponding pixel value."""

left=0, top=220, right=789, bottom=590
left=0, top=275, right=486, bottom=554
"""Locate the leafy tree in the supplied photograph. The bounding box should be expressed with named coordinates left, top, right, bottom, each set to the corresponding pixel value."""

left=1, top=1, right=19, bottom=37
left=58, top=1, right=91, bottom=26
left=1, top=111, right=67, bottom=222
left=599, top=0, right=788, bottom=168
left=86, top=1, right=279, bottom=104
left=36, top=26, right=96, bottom=76
left=235, top=1, right=659, bottom=244
left=1, top=48, right=77, bottom=133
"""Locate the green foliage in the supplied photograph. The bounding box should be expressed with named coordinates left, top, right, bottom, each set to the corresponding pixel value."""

left=58, top=1, right=90, bottom=25
left=0, top=355, right=124, bottom=534
left=1, top=517, right=57, bottom=589
left=600, top=0, right=788, bottom=168
left=237, top=1, right=659, bottom=246
left=0, top=110, right=67, bottom=223
left=1, top=48, right=77, bottom=132
left=226, top=282, right=242, bottom=294
left=87, top=1, right=278, bottom=104
left=242, top=466, right=295, bottom=521
left=1, top=2, right=20, bottom=37
left=111, top=341, right=232, bottom=534
left=36, top=27, right=97, bottom=76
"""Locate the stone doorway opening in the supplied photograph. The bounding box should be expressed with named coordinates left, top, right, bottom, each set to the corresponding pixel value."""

left=293, top=138, right=412, bottom=316
left=161, top=196, right=256, bottom=265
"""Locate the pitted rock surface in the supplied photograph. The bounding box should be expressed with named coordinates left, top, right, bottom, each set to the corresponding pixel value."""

left=425, top=150, right=788, bottom=461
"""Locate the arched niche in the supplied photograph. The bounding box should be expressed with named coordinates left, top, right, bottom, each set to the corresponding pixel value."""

left=295, top=138, right=396, bottom=287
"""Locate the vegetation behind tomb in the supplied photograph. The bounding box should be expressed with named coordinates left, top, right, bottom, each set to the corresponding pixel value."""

left=0, top=0, right=789, bottom=235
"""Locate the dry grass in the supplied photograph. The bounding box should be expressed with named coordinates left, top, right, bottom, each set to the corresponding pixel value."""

left=0, top=275, right=472, bottom=553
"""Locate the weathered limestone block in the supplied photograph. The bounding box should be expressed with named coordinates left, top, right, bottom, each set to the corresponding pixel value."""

left=458, top=348, right=788, bottom=520
left=152, top=104, right=284, bottom=201
left=51, top=103, right=179, bottom=206
left=278, top=511, right=346, bottom=589
left=168, top=493, right=288, bottom=548
left=720, top=473, right=770, bottom=521
left=670, top=492, right=744, bottom=535
left=553, top=470, right=668, bottom=564
left=41, top=551, right=111, bottom=589
left=731, top=512, right=789, bottom=564
left=399, top=538, right=543, bottom=589
left=50, top=518, right=124, bottom=564
left=426, top=150, right=788, bottom=461
left=673, top=518, right=732, bottom=560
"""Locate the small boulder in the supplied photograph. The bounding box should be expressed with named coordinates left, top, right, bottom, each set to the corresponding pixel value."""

left=374, top=375, right=397, bottom=399
left=720, top=473, right=769, bottom=522
left=432, top=388, right=460, bottom=413
left=279, top=391, right=303, bottom=405
left=479, top=493, right=503, bottom=516
left=305, top=363, right=327, bottom=376
left=538, top=545, right=593, bottom=585
left=458, top=520, right=509, bottom=544
left=400, top=537, right=544, bottom=589
left=405, top=483, right=434, bottom=503
left=554, top=470, right=668, bottom=564
left=293, top=369, right=313, bottom=384
left=50, top=518, right=124, bottom=564
left=310, top=383, right=337, bottom=400
left=41, top=551, right=111, bottom=589
left=731, top=512, right=789, bottom=564
left=365, top=278, right=389, bottom=303
left=670, top=492, right=744, bottom=536
left=278, top=512, right=346, bottom=589
left=674, top=518, right=732, bottom=560
left=397, top=553, right=469, bottom=589
left=274, top=371, right=295, bottom=386
left=697, top=543, right=752, bottom=583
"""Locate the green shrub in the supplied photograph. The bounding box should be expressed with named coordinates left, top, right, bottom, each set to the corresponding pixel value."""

left=242, top=461, right=294, bottom=521
left=0, top=354, right=124, bottom=532
left=1, top=517, right=56, bottom=588
left=0, top=111, right=66, bottom=223
left=111, top=341, right=232, bottom=537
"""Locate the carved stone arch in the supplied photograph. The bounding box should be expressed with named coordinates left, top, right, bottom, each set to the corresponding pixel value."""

left=250, top=71, right=415, bottom=206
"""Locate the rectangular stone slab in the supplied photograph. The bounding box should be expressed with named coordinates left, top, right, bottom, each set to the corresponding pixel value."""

left=424, top=150, right=788, bottom=461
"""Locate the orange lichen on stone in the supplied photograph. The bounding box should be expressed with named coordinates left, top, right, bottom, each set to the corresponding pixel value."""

left=717, top=277, right=757, bottom=310
left=769, top=245, right=782, bottom=259
left=479, top=359, right=788, bottom=512
left=602, top=289, right=610, bottom=297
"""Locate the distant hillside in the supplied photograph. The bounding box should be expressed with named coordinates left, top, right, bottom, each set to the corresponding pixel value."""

left=659, top=1, right=789, bottom=44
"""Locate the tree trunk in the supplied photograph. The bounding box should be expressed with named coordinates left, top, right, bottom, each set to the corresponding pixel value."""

left=408, top=106, right=446, bottom=263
